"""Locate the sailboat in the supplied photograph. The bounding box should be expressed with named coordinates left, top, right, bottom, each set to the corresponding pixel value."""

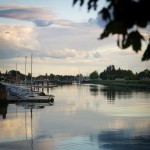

left=6, top=54, right=55, bottom=104
left=19, top=54, right=55, bottom=104
left=19, top=92, right=55, bottom=104
left=72, top=68, right=81, bottom=85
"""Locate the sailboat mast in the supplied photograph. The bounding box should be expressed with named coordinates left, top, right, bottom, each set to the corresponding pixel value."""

left=25, top=56, right=27, bottom=86
left=31, top=54, right=32, bottom=91
left=16, top=63, right=17, bottom=84
left=78, top=57, right=81, bottom=84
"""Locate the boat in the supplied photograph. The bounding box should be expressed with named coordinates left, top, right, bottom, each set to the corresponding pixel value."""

left=19, top=91, right=54, bottom=104
left=6, top=83, right=55, bottom=104
left=6, top=54, right=55, bottom=104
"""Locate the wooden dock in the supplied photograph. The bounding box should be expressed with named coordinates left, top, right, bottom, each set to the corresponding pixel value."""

left=33, top=84, right=58, bottom=88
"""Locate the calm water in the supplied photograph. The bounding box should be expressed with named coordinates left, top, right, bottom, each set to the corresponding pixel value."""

left=0, top=84, right=150, bottom=150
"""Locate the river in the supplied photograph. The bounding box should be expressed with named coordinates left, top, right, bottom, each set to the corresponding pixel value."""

left=0, top=84, right=150, bottom=150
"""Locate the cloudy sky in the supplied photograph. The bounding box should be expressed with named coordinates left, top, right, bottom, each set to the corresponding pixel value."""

left=0, top=0, right=149, bottom=76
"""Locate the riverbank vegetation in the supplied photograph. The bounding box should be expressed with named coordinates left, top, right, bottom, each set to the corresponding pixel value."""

left=89, top=65, right=150, bottom=81
left=0, top=65, right=150, bottom=86
left=88, top=65, right=150, bottom=89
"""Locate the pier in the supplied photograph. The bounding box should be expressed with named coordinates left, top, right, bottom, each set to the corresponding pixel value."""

left=32, top=80, right=72, bottom=87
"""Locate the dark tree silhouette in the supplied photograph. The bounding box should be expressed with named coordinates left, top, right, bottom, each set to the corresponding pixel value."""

left=73, top=0, right=150, bottom=61
left=90, top=70, right=99, bottom=79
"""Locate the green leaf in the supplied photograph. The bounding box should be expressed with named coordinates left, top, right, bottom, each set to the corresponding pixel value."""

left=130, top=31, right=144, bottom=52
left=73, top=0, right=84, bottom=6
left=100, top=8, right=111, bottom=21
left=80, top=0, right=84, bottom=6
left=117, top=37, right=120, bottom=47
left=73, top=0, right=78, bottom=6
left=122, top=35, right=131, bottom=49
left=100, top=21, right=127, bottom=39
left=137, top=19, right=148, bottom=28
left=99, top=22, right=112, bottom=39
left=121, top=31, right=144, bottom=51
left=142, top=44, right=150, bottom=61
left=88, top=0, right=98, bottom=11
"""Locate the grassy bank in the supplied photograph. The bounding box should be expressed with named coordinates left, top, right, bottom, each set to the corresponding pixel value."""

left=85, top=80, right=150, bottom=89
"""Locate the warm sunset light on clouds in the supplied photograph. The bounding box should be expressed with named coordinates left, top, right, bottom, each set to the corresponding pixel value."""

left=0, top=0, right=149, bottom=76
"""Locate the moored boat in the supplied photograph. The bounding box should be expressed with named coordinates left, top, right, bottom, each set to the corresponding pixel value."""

left=19, top=92, right=55, bottom=104
left=6, top=84, right=55, bottom=104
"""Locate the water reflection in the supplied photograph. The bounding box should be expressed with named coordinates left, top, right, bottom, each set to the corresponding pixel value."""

left=94, top=129, right=150, bottom=150
left=89, top=84, right=136, bottom=101
left=0, top=101, right=53, bottom=150
left=18, top=102, right=52, bottom=109
left=0, top=85, right=150, bottom=150
left=89, top=85, right=98, bottom=96
left=101, top=87, right=116, bottom=102
left=0, top=103, right=8, bottom=119
left=100, top=86, right=134, bottom=101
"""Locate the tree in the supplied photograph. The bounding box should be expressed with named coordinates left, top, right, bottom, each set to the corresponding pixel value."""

left=8, top=70, right=20, bottom=77
left=100, top=65, right=136, bottom=80
left=137, top=69, right=150, bottom=79
left=100, top=65, right=116, bottom=80
left=73, top=0, right=150, bottom=61
left=90, top=70, right=99, bottom=79
left=106, top=65, right=116, bottom=80
left=49, top=73, right=55, bottom=81
left=100, top=69, right=107, bottom=80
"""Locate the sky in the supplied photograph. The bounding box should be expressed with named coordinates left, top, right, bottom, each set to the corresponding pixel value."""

left=0, top=0, right=150, bottom=76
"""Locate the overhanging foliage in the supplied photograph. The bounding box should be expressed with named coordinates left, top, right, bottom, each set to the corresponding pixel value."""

left=73, top=0, right=150, bottom=61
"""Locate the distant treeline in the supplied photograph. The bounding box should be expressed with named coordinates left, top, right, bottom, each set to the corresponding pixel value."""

left=0, top=65, right=150, bottom=82
left=89, top=65, right=150, bottom=80
left=0, top=70, right=78, bottom=82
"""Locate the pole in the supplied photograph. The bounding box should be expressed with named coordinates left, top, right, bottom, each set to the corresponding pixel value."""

left=31, top=54, right=32, bottom=91
left=16, top=63, right=17, bottom=84
left=25, top=56, right=27, bottom=86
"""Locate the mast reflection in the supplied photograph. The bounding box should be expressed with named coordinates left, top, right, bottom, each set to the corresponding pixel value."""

left=17, top=101, right=54, bottom=150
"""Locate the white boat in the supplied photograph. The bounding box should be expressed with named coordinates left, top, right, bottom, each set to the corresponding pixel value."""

left=19, top=91, right=55, bottom=104
left=6, top=84, right=55, bottom=104
left=6, top=54, right=55, bottom=104
left=6, top=84, right=31, bottom=100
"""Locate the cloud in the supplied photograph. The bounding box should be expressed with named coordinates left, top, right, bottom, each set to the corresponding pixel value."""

left=0, top=24, right=39, bottom=59
left=36, top=48, right=77, bottom=59
left=0, top=5, right=107, bottom=29
left=0, top=5, right=56, bottom=27
left=35, top=22, right=102, bottom=53
left=0, top=23, right=86, bottom=60
left=88, top=18, right=97, bottom=25
left=33, top=19, right=53, bottom=27
left=48, top=49, right=77, bottom=59
left=0, top=5, right=149, bottom=75
left=0, top=20, right=122, bottom=62
left=0, top=38, right=32, bottom=59
left=93, top=51, right=101, bottom=58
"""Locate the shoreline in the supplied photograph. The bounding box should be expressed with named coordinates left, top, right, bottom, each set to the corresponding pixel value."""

left=83, top=80, right=150, bottom=90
